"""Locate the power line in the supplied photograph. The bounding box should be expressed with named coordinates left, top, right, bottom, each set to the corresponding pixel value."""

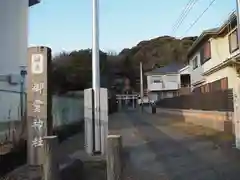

left=184, top=0, right=217, bottom=34
left=173, top=0, right=199, bottom=34
left=171, top=0, right=199, bottom=35
left=171, top=0, right=194, bottom=34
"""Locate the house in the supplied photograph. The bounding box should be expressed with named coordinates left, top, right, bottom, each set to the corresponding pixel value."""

left=188, top=12, right=240, bottom=93
left=0, top=0, right=40, bottom=122
left=145, top=63, right=191, bottom=102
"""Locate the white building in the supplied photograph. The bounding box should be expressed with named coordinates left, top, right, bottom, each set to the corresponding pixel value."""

left=0, top=0, right=40, bottom=122
left=145, top=63, right=191, bottom=102
left=188, top=12, right=240, bottom=93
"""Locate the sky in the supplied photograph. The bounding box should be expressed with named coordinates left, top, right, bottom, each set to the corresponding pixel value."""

left=29, top=0, right=236, bottom=55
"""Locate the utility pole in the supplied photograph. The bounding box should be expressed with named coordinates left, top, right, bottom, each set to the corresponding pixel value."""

left=92, top=0, right=101, bottom=153
left=236, top=0, right=240, bottom=43
left=234, top=0, right=240, bottom=149
left=85, top=0, right=108, bottom=156
left=140, top=61, right=144, bottom=109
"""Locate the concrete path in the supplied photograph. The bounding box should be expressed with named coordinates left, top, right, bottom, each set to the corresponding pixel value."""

left=109, top=110, right=240, bottom=180
left=5, top=132, right=106, bottom=180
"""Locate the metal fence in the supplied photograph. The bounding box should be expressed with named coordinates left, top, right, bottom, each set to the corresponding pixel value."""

left=156, top=89, right=234, bottom=111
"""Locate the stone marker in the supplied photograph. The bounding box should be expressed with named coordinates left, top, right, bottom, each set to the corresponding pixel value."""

left=107, top=135, right=123, bottom=180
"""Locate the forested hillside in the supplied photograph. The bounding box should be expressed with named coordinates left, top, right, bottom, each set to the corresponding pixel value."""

left=52, top=35, right=197, bottom=93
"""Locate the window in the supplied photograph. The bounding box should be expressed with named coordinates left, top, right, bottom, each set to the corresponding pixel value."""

left=204, top=41, right=211, bottom=60
left=192, top=56, right=198, bottom=70
left=153, top=79, right=161, bottom=83
left=220, top=77, right=228, bottom=90
left=200, top=41, right=211, bottom=64
left=229, top=29, right=238, bottom=53
left=151, top=76, right=162, bottom=84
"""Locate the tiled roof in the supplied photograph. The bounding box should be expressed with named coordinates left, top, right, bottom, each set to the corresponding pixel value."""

left=147, top=63, right=185, bottom=75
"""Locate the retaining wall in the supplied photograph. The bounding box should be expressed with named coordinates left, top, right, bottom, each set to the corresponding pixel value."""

left=155, top=108, right=234, bottom=134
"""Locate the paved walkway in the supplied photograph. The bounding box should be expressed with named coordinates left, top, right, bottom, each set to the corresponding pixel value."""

left=109, top=110, right=240, bottom=180
left=5, top=132, right=106, bottom=180
left=5, top=110, right=240, bottom=180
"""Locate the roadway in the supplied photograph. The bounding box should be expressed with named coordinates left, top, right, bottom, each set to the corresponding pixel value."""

left=109, top=109, right=240, bottom=180
left=5, top=109, right=240, bottom=180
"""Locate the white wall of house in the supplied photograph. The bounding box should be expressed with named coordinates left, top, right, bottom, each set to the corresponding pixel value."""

left=203, top=67, right=238, bottom=89
left=189, top=27, right=239, bottom=90
left=204, top=37, right=229, bottom=72
left=228, top=66, right=240, bottom=89
left=189, top=52, right=205, bottom=87
left=147, top=75, right=162, bottom=91
left=203, top=29, right=239, bottom=74
left=148, top=90, right=178, bottom=102
left=147, top=74, right=180, bottom=92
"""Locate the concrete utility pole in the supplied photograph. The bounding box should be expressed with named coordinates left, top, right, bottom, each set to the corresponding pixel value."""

left=85, top=0, right=108, bottom=156
left=92, top=0, right=101, bottom=152
left=234, top=0, right=240, bottom=149
left=236, top=0, right=240, bottom=43
left=140, top=61, right=144, bottom=102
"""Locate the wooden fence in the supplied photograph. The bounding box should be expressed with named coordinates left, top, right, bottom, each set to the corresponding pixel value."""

left=156, top=89, right=234, bottom=111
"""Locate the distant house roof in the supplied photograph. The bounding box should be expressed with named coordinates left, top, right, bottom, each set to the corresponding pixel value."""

left=145, top=63, right=185, bottom=75
left=188, top=11, right=237, bottom=58
left=29, top=0, right=40, bottom=6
